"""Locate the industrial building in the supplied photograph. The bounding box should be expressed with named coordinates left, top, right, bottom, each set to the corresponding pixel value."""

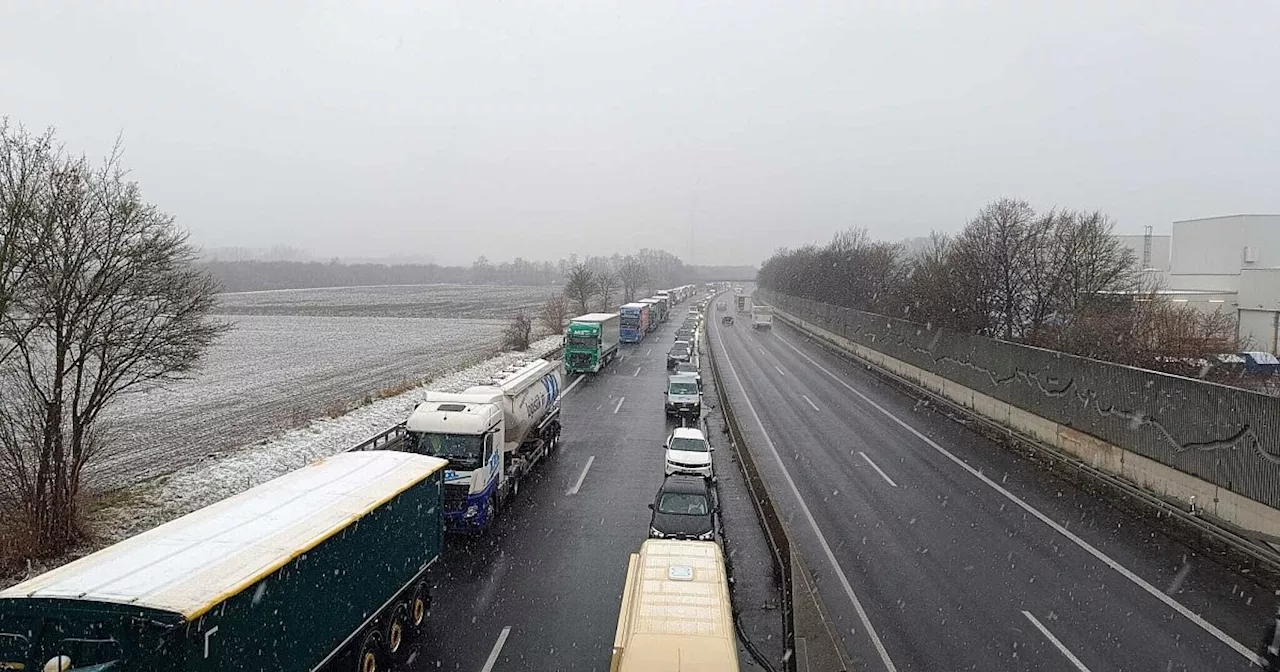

left=1118, top=215, right=1280, bottom=353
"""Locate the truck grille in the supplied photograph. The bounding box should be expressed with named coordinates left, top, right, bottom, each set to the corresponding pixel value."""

left=443, top=483, right=469, bottom=511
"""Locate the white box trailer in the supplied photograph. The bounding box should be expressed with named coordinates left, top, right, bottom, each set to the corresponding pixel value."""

left=751, top=305, right=773, bottom=330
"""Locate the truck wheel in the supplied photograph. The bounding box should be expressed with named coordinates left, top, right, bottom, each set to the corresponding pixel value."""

left=357, top=630, right=384, bottom=672
left=410, top=582, right=430, bottom=628
left=385, top=603, right=409, bottom=658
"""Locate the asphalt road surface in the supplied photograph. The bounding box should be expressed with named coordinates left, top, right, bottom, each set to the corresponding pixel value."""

left=405, top=302, right=769, bottom=671
left=707, top=306, right=1274, bottom=672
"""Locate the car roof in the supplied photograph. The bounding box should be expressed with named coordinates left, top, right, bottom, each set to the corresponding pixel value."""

left=659, top=474, right=711, bottom=495
left=671, top=426, right=706, bottom=440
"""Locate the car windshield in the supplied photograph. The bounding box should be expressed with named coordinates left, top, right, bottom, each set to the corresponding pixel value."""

left=406, top=431, right=484, bottom=470
left=669, top=382, right=698, bottom=395
left=669, top=436, right=707, bottom=452
left=658, top=492, right=710, bottom=515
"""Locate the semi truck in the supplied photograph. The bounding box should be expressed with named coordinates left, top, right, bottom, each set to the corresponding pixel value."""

left=565, top=312, right=621, bottom=374
left=641, top=297, right=669, bottom=327
left=404, top=358, right=562, bottom=531
left=0, top=451, right=447, bottom=672
left=735, top=294, right=752, bottom=314
left=751, top=305, right=773, bottom=330
left=620, top=302, right=650, bottom=343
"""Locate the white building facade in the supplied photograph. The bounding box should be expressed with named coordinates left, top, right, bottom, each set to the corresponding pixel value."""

left=1162, top=215, right=1280, bottom=353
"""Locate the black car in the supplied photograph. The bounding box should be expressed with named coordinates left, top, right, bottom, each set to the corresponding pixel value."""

left=675, top=328, right=694, bottom=341
left=722, top=316, right=734, bottom=326
left=648, top=475, right=715, bottom=541
left=667, top=343, right=691, bottom=369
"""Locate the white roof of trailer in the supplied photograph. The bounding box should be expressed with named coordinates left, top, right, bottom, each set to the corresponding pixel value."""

left=570, top=312, right=619, bottom=322
left=616, top=540, right=737, bottom=672
left=0, top=451, right=446, bottom=619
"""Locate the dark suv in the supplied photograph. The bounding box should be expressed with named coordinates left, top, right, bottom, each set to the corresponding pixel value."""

left=648, top=475, right=715, bottom=541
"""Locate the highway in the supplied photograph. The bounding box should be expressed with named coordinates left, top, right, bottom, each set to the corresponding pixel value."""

left=406, top=303, right=774, bottom=671
left=707, top=304, right=1274, bottom=671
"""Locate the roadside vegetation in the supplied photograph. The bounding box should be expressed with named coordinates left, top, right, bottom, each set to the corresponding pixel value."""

left=758, top=198, right=1239, bottom=374
left=0, top=123, right=226, bottom=570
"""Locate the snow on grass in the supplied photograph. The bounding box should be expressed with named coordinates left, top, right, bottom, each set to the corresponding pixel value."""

left=89, top=334, right=563, bottom=545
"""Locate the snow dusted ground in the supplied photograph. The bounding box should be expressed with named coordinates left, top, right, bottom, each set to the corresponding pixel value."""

left=89, top=334, right=563, bottom=546
left=92, top=284, right=555, bottom=490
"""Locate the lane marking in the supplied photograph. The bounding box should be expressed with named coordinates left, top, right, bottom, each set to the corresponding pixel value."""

left=773, top=332, right=1265, bottom=666
left=802, top=394, right=820, bottom=412
left=759, top=347, right=766, bottom=355
left=613, top=397, right=626, bottom=414
left=774, top=365, right=787, bottom=376
left=646, top=348, right=652, bottom=356
left=480, top=626, right=512, bottom=672
left=714, top=327, right=898, bottom=672
left=566, top=456, right=596, bottom=495
left=859, top=452, right=899, bottom=488
left=562, top=375, right=586, bottom=396
left=633, top=366, right=642, bottom=377
left=1023, top=611, right=1092, bottom=671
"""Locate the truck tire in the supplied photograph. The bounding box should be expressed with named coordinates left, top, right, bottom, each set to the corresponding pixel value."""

left=357, top=629, right=384, bottom=672
left=410, top=582, right=430, bottom=629
left=385, top=602, right=410, bottom=659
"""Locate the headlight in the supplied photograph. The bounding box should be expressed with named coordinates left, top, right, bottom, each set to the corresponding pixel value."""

left=649, top=527, right=666, bottom=538
left=696, top=530, right=715, bottom=541
left=464, top=504, right=480, bottom=518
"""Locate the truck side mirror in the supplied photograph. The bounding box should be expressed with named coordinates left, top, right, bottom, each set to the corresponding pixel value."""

left=647, top=503, right=655, bottom=510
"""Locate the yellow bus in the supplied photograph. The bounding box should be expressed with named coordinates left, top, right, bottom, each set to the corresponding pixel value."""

left=610, top=539, right=740, bottom=672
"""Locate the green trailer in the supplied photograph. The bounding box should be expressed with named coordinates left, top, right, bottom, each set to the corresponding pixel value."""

left=0, top=450, right=447, bottom=672
left=565, top=312, right=621, bottom=374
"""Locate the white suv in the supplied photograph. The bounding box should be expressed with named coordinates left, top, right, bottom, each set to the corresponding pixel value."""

left=664, top=427, right=713, bottom=480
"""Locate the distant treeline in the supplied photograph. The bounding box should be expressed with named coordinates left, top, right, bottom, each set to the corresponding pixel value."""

left=204, top=252, right=755, bottom=293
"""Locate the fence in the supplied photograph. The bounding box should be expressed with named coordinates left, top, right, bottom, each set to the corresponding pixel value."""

left=757, top=289, right=1280, bottom=512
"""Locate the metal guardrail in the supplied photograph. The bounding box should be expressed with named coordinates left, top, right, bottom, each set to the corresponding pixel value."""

left=347, top=423, right=407, bottom=453
left=705, top=297, right=797, bottom=672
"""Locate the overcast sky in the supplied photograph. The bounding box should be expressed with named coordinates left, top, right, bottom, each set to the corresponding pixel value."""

left=5, top=2, right=1278, bottom=266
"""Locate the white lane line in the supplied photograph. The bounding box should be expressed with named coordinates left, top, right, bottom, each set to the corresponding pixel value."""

left=773, top=333, right=1265, bottom=667
left=646, top=348, right=652, bottom=356
left=480, top=626, right=512, bottom=672
left=633, top=366, right=642, bottom=377
left=1023, top=611, right=1092, bottom=671
left=759, top=347, right=766, bottom=355
left=858, top=452, right=899, bottom=488
left=714, top=328, right=898, bottom=672
left=774, top=365, right=786, bottom=376
left=802, top=394, right=820, bottom=412
left=566, top=456, right=596, bottom=495
left=562, top=374, right=586, bottom=396
left=613, top=396, right=626, bottom=414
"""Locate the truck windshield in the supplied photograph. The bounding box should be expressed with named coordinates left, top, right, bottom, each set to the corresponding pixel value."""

left=406, top=431, right=484, bottom=470
left=668, top=382, right=698, bottom=395
left=567, top=334, right=597, bottom=347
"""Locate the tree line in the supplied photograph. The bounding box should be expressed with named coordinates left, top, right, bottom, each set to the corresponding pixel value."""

left=204, top=248, right=724, bottom=293
left=758, top=198, right=1238, bottom=372
left=0, top=123, right=226, bottom=567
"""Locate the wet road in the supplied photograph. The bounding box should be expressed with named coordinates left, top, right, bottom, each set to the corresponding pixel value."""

left=707, top=306, right=1273, bottom=671
left=406, top=302, right=769, bottom=671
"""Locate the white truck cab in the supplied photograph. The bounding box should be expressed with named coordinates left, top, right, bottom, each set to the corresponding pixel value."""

left=665, top=373, right=701, bottom=418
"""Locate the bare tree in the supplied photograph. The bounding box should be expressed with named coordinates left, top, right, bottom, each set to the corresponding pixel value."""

left=563, top=264, right=595, bottom=315
left=0, top=133, right=227, bottom=555
left=538, top=294, right=568, bottom=335
left=616, top=255, right=648, bottom=303
left=595, top=271, right=618, bottom=311
left=502, top=311, right=532, bottom=351
left=0, top=122, right=50, bottom=366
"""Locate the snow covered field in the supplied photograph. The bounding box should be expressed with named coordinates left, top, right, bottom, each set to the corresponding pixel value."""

left=91, top=284, right=552, bottom=490
left=90, top=334, right=563, bottom=545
